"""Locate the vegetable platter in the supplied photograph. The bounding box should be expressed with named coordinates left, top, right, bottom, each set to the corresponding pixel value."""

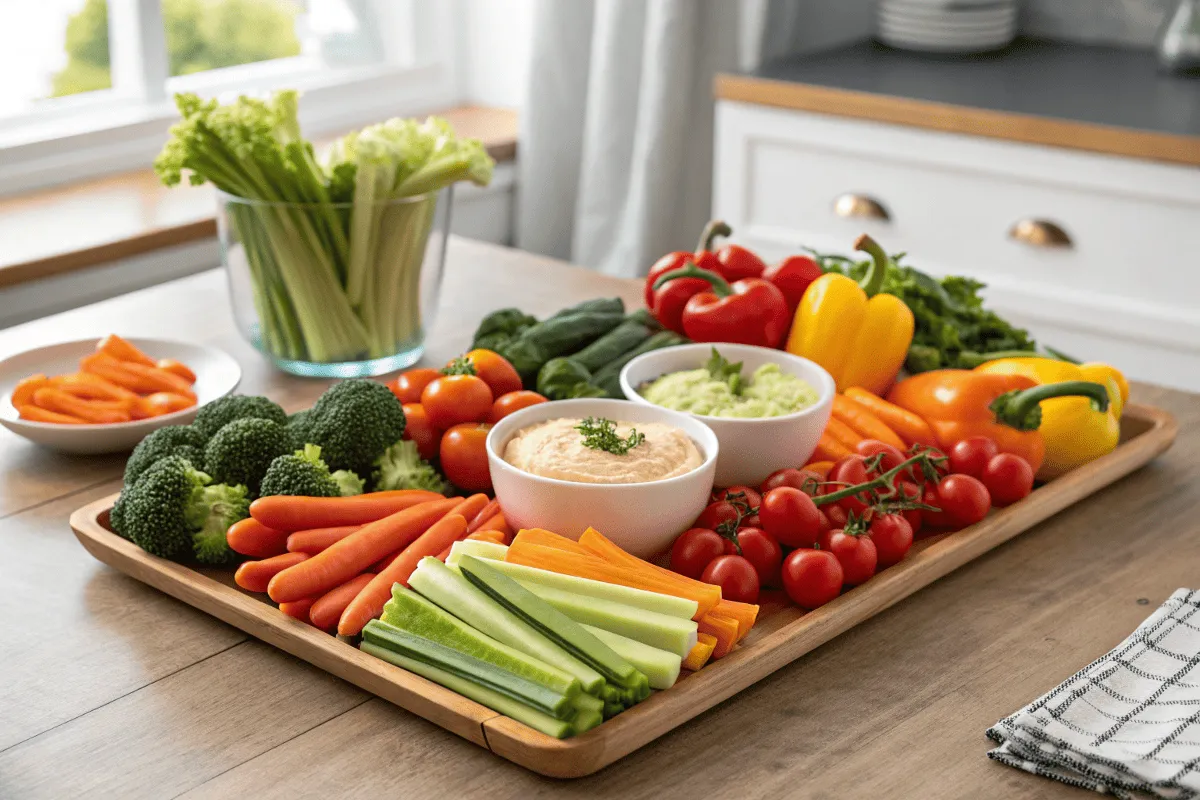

left=71, top=403, right=1174, bottom=777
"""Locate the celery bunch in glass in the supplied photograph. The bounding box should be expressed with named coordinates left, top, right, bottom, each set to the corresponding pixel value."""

left=155, top=91, right=494, bottom=363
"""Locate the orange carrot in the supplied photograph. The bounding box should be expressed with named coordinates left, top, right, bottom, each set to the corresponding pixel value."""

left=250, top=490, right=446, bottom=531
left=268, top=497, right=459, bottom=603
left=698, top=613, right=739, bottom=658
left=32, top=387, right=131, bottom=424
left=235, top=552, right=309, bottom=593
left=832, top=394, right=906, bottom=449
left=52, top=372, right=140, bottom=402
left=156, top=358, right=196, bottom=384
left=813, top=432, right=854, bottom=462
left=12, top=374, right=50, bottom=406
left=714, top=598, right=759, bottom=641
left=682, top=634, right=717, bottom=671
left=139, top=392, right=196, bottom=417
left=447, top=493, right=490, bottom=525
left=801, top=460, right=834, bottom=479
left=287, top=525, right=361, bottom=555
left=473, top=514, right=512, bottom=540
left=337, top=513, right=469, bottom=636
left=510, top=528, right=593, bottom=555
left=372, top=550, right=404, bottom=572
left=309, top=573, right=376, bottom=631
left=844, top=387, right=938, bottom=448
left=80, top=353, right=196, bottom=400
left=823, top=416, right=864, bottom=450
left=279, top=596, right=318, bottom=624
left=466, top=498, right=501, bottom=533
left=97, top=334, right=157, bottom=367
left=226, top=517, right=290, bottom=558
left=18, top=404, right=86, bottom=424
left=467, top=529, right=507, bottom=544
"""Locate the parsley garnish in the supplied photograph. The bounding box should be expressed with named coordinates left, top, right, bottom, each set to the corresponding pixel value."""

left=575, top=417, right=645, bottom=456
left=704, top=348, right=744, bottom=396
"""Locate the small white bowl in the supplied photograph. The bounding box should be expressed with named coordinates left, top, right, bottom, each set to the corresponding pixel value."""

left=486, top=398, right=718, bottom=559
left=620, top=343, right=835, bottom=488
left=0, top=338, right=242, bottom=455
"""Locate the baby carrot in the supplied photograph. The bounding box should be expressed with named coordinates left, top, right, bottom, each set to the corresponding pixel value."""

left=32, top=387, right=131, bottom=424
left=337, top=513, right=469, bottom=637
left=18, top=404, right=86, bottom=424
left=249, top=490, right=446, bottom=531
left=80, top=354, right=196, bottom=400
left=156, top=358, right=196, bottom=384
left=832, top=394, right=906, bottom=450
left=52, top=372, right=140, bottom=402
left=466, top=529, right=507, bottom=545
left=279, top=596, right=319, bottom=624
left=472, top=514, right=512, bottom=542
left=286, top=525, right=361, bottom=555
left=11, top=374, right=50, bottom=407
left=226, top=517, right=290, bottom=558
left=813, top=432, right=853, bottom=462
left=235, top=551, right=309, bottom=593
left=466, top=498, right=501, bottom=533
left=823, top=416, right=864, bottom=450
left=267, top=497, right=459, bottom=603
left=138, top=392, right=196, bottom=417
left=844, top=387, right=937, bottom=448
left=801, top=460, right=835, bottom=479
left=97, top=334, right=157, bottom=367
left=309, top=573, right=376, bottom=631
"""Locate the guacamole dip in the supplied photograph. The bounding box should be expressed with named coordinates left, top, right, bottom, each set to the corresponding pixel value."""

left=641, top=350, right=819, bottom=418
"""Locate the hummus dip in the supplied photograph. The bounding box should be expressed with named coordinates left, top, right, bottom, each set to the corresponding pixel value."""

left=503, top=418, right=702, bottom=484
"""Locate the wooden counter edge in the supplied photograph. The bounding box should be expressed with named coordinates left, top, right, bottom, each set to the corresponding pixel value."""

left=714, top=73, right=1200, bottom=169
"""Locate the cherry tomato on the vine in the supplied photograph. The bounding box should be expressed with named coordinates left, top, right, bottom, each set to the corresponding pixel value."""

left=760, top=468, right=821, bottom=494
left=711, top=485, right=763, bottom=512
left=895, top=480, right=924, bottom=534
left=401, top=403, right=438, bottom=461
left=439, top=422, right=492, bottom=491
left=828, top=455, right=873, bottom=514
left=701, top=555, right=760, bottom=604
left=722, top=527, right=782, bottom=588
left=949, top=436, right=1000, bottom=480
left=759, top=487, right=823, bottom=548
left=825, top=530, right=877, bottom=586
left=670, top=528, right=725, bottom=579
left=935, top=474, right=991, bottom=528
left=824, top=502, right=849, bottom=531
left=454, top=349, right=523, bottom=398
left=854, top=439, right=907, bottom=475
left=869, top=513, right=914, bottom=568
left=782, top=549, right=844, bottom=609
left=422, top=375, right=493, bottom=429
left=695, top=500, right=744, bottom=532
left=921, top=485, right=955, bottom=529
left=981, top=453, right=1034, bottom=507
left=389, top=368, right=440, bottom=404
left=489, top=390, right=548, bottom=423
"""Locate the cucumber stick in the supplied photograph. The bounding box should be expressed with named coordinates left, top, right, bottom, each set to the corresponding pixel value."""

left=458, top=555, right=649, bottom=697
left=408, top=557, right=606, bottom=694
left=582, top=624, right=682, bottom=690
left=446, top=539, right=508, bottom=567
left=360, top=642, right=574, bottom=739
left=362, top=620, right=574, bottom=719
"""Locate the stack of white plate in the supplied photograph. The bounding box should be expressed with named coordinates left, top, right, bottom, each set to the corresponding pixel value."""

left=877, top=0, right=1018, bottom=54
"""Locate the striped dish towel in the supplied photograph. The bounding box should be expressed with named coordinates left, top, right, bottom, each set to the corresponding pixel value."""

left=988, top=589, right=1200, bottom=800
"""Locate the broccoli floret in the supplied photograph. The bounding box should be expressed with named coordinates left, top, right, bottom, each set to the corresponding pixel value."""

left=109, top=491, right=129, bottom=539
left=373, top=440, right=450, bottom=494
left=306, top=379, right=406, bottom=477
left=124, top=425, right=208, bottom=487
left=286, top=408, right=313, bottom=450
left=260, top=444, right=341, bottom=498
left=332, top=469, right=365, bottom=496
left=190, top=483, right=250, bottom=566
left=203, top=417, right=291, bottom=495
left=193, top=395, right=287, bottom=439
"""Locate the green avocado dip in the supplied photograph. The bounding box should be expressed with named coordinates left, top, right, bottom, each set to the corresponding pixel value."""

left=641, top=348, right=819, bottom=418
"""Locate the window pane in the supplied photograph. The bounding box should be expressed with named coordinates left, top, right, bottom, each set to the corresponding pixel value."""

left=0, top=0, right=112, bottom=118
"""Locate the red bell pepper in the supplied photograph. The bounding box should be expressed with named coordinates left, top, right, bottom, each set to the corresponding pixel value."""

left=651, top=275, right=711, bottom=335
left=653, top=263, right=790, bottom=349
left=643, top=220, right=765, bottom=308
left=763, top=254, right=823, bottom=314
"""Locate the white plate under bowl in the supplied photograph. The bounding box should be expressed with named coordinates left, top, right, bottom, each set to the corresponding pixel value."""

left=878, top=26, right=1015, bottom=49
left=879, top=11, right=1016, bottom=32
left=879, top=22, right=1016, bottom=42
left=879, top=1, right=1016, bottom=16
left=0, top=338, right=242, bottom=454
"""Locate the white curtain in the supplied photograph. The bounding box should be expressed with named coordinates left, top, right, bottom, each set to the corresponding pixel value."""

left=515, top=0, right=743, bottom=278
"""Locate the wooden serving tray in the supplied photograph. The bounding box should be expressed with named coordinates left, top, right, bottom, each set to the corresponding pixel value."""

left=71, top=403, right=1177, bottom=778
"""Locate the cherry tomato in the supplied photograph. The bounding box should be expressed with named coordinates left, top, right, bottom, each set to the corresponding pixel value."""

left=457, top=349, right=523, bottom=398
left=982, top=453, right=1035, bottom=507
left=760, top=468, right=820, bottom=494
left=401, top=403, right=438, bottom=461
left=722, top=527, right=782, bottom=588
left=825, top=530, right=877, bottom=586
left=921, top=485, right=955, bottom=529
left=935, top=474, right=991, bottom=528
left=439, top=423, right=492, bottom=491
left=670, top=528, right=725, bottom=579
left=759, top=487, right=823, bottom=548
left=829, top=455, right=873, bottom=514
left=781, top=549, right=844, bottom=610
left=949, top=436, right=1000, bottom=480
left=695, top=500, right=744, bottom=532
left=389, top=368, right=440, bottom=404
left=489, top=390, right=548, bottom=423
left=854, top=439, right=907, bottom=475
left=421, top=375, right=493, bottom=429
left=896, top=480, right=924, bottom=534
left=824, top=503, right=848, bottom=531
left=912, top=444, right=950, bottom=488
left=869, top=514, right=914, bottom=568
left=712, top=485, right=763, bottom=512
left=701, top=555, right=760, bottom=604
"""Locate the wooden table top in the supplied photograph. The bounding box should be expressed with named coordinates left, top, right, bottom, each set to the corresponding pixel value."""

left=2, top=238, right=1197, bottom=799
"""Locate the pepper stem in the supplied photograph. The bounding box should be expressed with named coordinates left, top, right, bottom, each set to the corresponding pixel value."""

left=651, top=262, right=733, bottom=298
left=697, top=220, right=732, bottom=253
left=989, top=380, right=1111, bottom=431
left=853, top=234, right=889, bottom=298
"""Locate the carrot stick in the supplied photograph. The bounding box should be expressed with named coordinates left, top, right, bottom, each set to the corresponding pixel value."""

left=813, top=432, right=853, bottom=462
left=510, top=528, right=593, bottom=555
left=447, top=494, right=490, bottom=525
left=823, top=416, right=864, bottom=450
left=714, top=598, right=759, bottom=641
left=12, top=374, right=50, bottom=406
left=466, top=498, right=501, bottom=533
left=682, top=634, right=717, bottom=671
left=287, top=525, right=361, bottom=555
left=279, top=596, right=318, bottom=624
left=226, top=517, right=290, bottom=558
left=337, top=513, right=469, bottom=636
left=250, top=490, right=446, bottom=531
left=802, top=461, right=834, bottom=479
left=156, top=358, right=196, bottom=384
left=309, top=573, right=376, bottom=631
left=32, top=388, right=131, bottom=424
left=698, top=613, right=738, bottom=658
left=18, top=404, right=86, bottom=424
left=832, top=394, right=906, bottom=449
left=268, top=497, right=459, bottom=603
left=52, top=372, right=140, bottom=401
left=235, top=552, right=309, bottom=593
left=472, top=515, right=512, bottom=542
left=467, top=530, right=507, bottom=544
left=80, top=354, right=196, bottom=400
left=138, top=392, right=196, bottom=417
left=844, top=387, right=938, bottom=448
left=97, top=334, right=157, bottom=367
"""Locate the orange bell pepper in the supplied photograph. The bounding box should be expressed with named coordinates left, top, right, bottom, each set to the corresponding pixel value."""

left=885, top=370, right=1112, bottom=475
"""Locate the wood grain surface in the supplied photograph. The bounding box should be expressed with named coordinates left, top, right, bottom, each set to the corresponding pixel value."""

left=1, top=237, right=1196, bottom=798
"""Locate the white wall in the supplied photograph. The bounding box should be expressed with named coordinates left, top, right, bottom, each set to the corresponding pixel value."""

left=455, top=0, right=534, bottom=108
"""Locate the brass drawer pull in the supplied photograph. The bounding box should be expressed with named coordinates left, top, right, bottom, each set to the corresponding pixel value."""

left=833, top=194, right=890, bottom=221
left=1009, top=219, right=1073, bottom=248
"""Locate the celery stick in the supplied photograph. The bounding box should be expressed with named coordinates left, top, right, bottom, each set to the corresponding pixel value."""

left=459, top=556, right=649, bottom=696
left=582, top=624, right=682, bottom=690
left=363, top=620, right=574, bottom=719
left=572, top=691, right=604, bottom=715
left=408, top=557, right=606, bottom=694
left=516, top=582, right=698, bottom=659
left=478, top=558, right=698, bottom=620
left=379, top=587, right=580, bottom=701
left=360, top=642, right=574, bottom=739
left=446, top=539, right=508, bottom=567
left=572, top=705, right=603, bottom=733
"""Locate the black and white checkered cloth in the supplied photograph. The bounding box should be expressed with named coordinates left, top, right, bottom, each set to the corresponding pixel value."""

left=987, top=589, right=1200, bottom=799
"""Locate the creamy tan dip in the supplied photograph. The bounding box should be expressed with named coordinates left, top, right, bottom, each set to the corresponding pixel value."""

left=503, top=418, right=702, bottom=484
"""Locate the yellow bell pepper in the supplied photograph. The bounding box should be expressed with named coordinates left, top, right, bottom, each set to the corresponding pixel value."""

left=785, top=234, right=913, bottom=395
left=973, top=357, right=1126, bottom=480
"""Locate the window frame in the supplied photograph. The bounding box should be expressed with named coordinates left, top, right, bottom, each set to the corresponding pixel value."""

left=0, top=0, right=463, bottom=196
